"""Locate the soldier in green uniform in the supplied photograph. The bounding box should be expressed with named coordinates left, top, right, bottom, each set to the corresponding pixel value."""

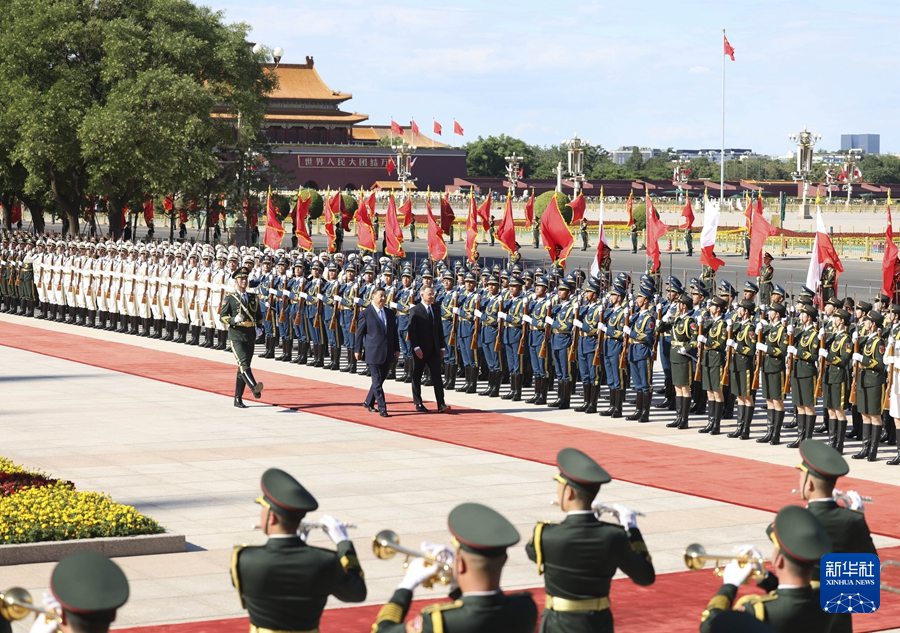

left=699, top=296, right=728, bottom=435
left=232, top=468, right=366, bottom=632
left=526, top=448, right=654, bottom=633
left=824, top=309, right=854, bottom=453
left=786, top=304, right=821, bottom=448
left=580, top=219, right=589, bottom=251
left=630, top=224, right=638, bottom=254
left=727, top=300, right=758, bottom=440
left=758, top=253, right=774, bottom=307
left=757, top=303, right=789, bottom=444
left=684, top=228, right=693, bottom=257
left=821, top=264, right=837, bottom=304
left=851, top=310, right=886, bottom=461
left=373, top=502, right=537, bottom=633
left=794, top=440, right=877, bottom=633
left=219, top=266, right=265, bottom=408
left=662, top=293, right=697, bottom=429
left=533, top=217, right=541, bottom=249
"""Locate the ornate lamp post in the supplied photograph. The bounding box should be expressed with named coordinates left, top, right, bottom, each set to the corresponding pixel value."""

left=504, top=153, right=522, bottom=196
left=565, top=135, right=585, bottom=198
left=672, top=157, right=691, bottom=202
left=839, top=149, right=863, bottom=206
left=789, top=127, right=820, bottom=218
left=393, top=141, right=416, bottom=198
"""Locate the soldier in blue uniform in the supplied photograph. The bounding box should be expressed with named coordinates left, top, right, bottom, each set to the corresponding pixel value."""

left=323, top=262, right=342, bottom=370
left=271, top=258, right=292, bottom=362
left=625, top=287, right=656, bottom=422
left=573, top=279, right=604, bottom=414
left=549, top=280, right=577, bottom=410
left=338, top=264, right=359, bottom=373
left=498, top=276, right=528, bottom=401
left=479, top=276, right=503, bottom=397
left=456, top=272, right=480, bottom=394
left=438, top=271, right=459, bottom=390
left=394, top=267, right=417, bottom=383
left=254, top=255, right=276, bottom=359
left=289, top=260, right=309, bottom=365
left=305, top=261, right=326, bottom=367
left=526, top=276, right=552, bottom=405
left=600, top=283, right=627, bottom=418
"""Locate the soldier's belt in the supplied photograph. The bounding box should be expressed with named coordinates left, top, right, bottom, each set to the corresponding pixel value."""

left=249, top=626, right=318, bottom=633
left=234, top=320, right=254, bottom=328
left=544, top=595, right=610, bottom=612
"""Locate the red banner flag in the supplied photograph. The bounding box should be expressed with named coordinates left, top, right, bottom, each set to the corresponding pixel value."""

left=723, top=33, right=735, bottom=61
left=476, top=193, right=491, bottom=231
left=453, top=119, right=464, bottom=136
left=398, top=196, right=413, bottom=227
left=386, top=157, right=396, bottom=176
left=433, top=120, right=442, bottom=136
left=354, top=191, right=376, bottom=253
left=439, top=194, right=455, bottom=235
left=465, top=194, right=479, bottom=263
left=524, top=190, right=535, bottom=228
left=747, top=199, right=777, bottom=276
left=390, top=120, right=402, bottom=136
left=497, top=195, right=517, bottom=255
left=679, top=193, right=695, bottom=229
left=626, top=190, right=634, bottom=227
left=179, top=206, right=188, bottom=226
left=566, top=192, right=586, bottom=225
left=884, top=192, right=898, bottom=299
left=163, top=195, right=174, bottom=214
left=264, top=188, right=284, bottom=250
left=385, top=193, right=405, bottom=258
left=411, top=120, right=420, bottom=137
left=11, top=201, right=22, bottom=224
left=645, top=195, right=670, bottom=271
left=425, top=196, right=447, bottom=262
left=540, top=195, right=574, bottom=267
left=142, top=198, right=154, bottom=226
left=324, top=191, right=340, bottom=253
left=294, top=191, right=314, bottom=251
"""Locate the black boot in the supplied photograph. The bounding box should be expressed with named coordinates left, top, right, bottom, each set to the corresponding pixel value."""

left=770, top=409, right=785, bottom=445
left=202, top=327, right=214, bottom=347
left=266, top=336, right=278, bottom=359
left=294, top=340, right=307, bottom=364
left=699, top=401, right=716, bottom=433
left=151, top=319, right=163, bottom=339
left=464, top=366, right=477, bottom=394
left=601, top=388, right=618, bottom=416
left=557, top=379, right=571, bottom=410
left=655, top=373, right=674, bottom=409
left=835, top=419, right=847, bottom=454
left=218, top=330, right=228, bottom=350
left=574, top=382, right=591, bottom=411
left=888, top=446, right=900, bottom=465
left=710, top=400, right=723, bottom=435
left=282, top=339, right=294, bottom=362
left=585, top=382, right=599, bottom=413
left=503, top=374, right=521, bottom=400
left=852, top=424, right=872, bottom=460
left=163, top=321, right=175, bottom=341
left=329, top=346, right=340, bottom=370
left=444, top=362, right=456, bottom=390
left=639, top=391, right=651, bottom=423
left=534, top=377, right=548, bottom=405
left=667, top=396, right=684, bottom=428
left=783, top=408, right=798, bottom=429
left=676, top=396, right=690, bottom=429
left=612, top=388, right=624, bottom=418
left=787, top=414, right=807, bottom=448
left=511, top=374, right=523, bottom=402
left=757, top=409, right=775, bottom=443
left=728, top=405, right=745, bottom=437
left=480, top=370, right=495, bottom=396
left=867, top=426, right=881, bottom=462
left=740, top=405, right=753, bottom=439
left=525, top=376, right=541, bottom=404
left=234, top=374, right=248, bottom=408
left=242, top=368, right=264, bottom=399
left=171, top=322, right=184, bottom=342
left=626, top=391, right=643, bottom=421
left=488, top=370, right=502, bottom=398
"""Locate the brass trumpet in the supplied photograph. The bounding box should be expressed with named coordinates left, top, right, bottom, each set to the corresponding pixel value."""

left=0, top=586, right=61, bottom=623
left=882, top=560, right=900, bottom=595
left=372, top=530, right=454, bottom=589
left=683, top=543, right=767, bottom=582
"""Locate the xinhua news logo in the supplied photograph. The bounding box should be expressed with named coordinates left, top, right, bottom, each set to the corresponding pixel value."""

left=820, top=553, right=880, bottom=614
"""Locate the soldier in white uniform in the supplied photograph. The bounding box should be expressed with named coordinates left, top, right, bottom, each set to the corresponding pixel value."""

left=134, top=244, right=150, bottom=336
left=33, top=239, right=48, bottom=318
left=184, top=250, right=201, bottom=345
left=159, top=248, right=176, bottom=341
left=197, top=247, right=214, bottom=347
left=119, top=244, right=137, bottom=333
left=147, top=246, right=163, bottom=338
left=71, top=242, right=85, bottom=325
left=97, top=242, right=113, bottom=329
left=61, top=242, right=76, bottom=323
left=80, top=243, right=97, bottom=328
left=209, top=248, right=229, bottom=350
left=171, top=248, right=189, bottom=342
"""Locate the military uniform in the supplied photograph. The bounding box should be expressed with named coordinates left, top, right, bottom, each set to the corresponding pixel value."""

left=573, top=281, right=603, bottom=414
left=787, top=305, right=821, bottom=447
left=625, top=288, right=656, bottom=422
left=220, top=266, right=265, bottom=407
left=46, top=551, right=129, bottom=633
left=600, top=286, right=627, bottom=418
left=698, top=296, right=728, bottom=434
left=661, top=293, right=698, bottom=429
left=824, top=312, right=853, bottom=453
left=500, top=277, right=528, bottom=401
left=758, top=304, right=789, bottom=444
left=758, top=255, right=774, bottom=307
left=549, top=281, right=577, bottom=409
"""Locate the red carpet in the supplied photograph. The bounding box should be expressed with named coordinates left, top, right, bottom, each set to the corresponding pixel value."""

left=2, top=320, right=898, bottom=539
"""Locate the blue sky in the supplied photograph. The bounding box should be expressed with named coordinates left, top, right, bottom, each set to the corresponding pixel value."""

left=202, top=0, right=900, bottom=155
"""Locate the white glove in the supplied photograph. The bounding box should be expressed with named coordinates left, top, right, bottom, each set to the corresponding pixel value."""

left=787, top=345, right=798, bottom=356
left=787, top=324, right=794, bottom=334
left=697, top=335, right=707, bottom=344
left=29, top=614, right=58, bottom=633
left=662, top=314, right=672, bottom=323
left=852, top=352, right=864, bottom=363
left=422, top=541, right=456, bottom=571
left=756, top=343, right=768, bottom=353
left=726, top=318, right=733, bottom=327
left=819, top=347, right=829, bottom=359
left=755, top=323, right=764, bottom=333
left=721, top=559, right=753, bottom=587
left=737, top=544, right=765, bottom=563
left=844, top=490, right=865, bottom=512
left=677, top=346, right=689, bottom=356
left=610, top=503, right=638, bottom=530
left=852, top=330, right=859, bottom=342
left=318, top=514, right=350, bottom=544
left=598, top=323, right=608, bottom=334
left=726, top=338, right=735, bottom=348
left=623, top=325, right=632, bottom=336
left=398, top=556, right=439, bottom=591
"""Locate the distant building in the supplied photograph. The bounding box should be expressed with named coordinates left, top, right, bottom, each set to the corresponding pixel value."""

left=611, top=146, right=663, bottom=165
left=674, top=148, right=753, bottom=163
left=840, top=134, right=879, bottom=155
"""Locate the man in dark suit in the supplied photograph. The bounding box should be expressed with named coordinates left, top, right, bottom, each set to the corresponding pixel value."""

left=407, top=286, right=450, bottom=413
left=355, top=287, right=399, bottom=417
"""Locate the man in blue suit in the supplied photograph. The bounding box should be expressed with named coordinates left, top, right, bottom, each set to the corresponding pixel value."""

left=355, top=287, right=399, bottom=417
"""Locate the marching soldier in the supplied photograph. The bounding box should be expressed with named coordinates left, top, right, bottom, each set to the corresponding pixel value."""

left=663, top=293, right=697, bottom=430
left=233, top=469, right=366, bottom=631
left=757, top=303, right=789, bottom=445
left=625, top=287, right=656, bottom=422
left=758, top=252, right=774, bottom=307
left=600, top=284, right=627, bottom=418
left=786, top=304, right=821, bottom=448
left=373, top=502, right=537, bottom=633
left=526, top=448, right=655, bottom=633
left=219, top=266, right=264, bottom=407
left=851, top=310, right=886, bottom=461
left=526, top=276, right=552, bottom=406
left=698, top=296, right=728, bottom=435
left=699, top=505, right=833, bottom=633
left=824, top=309, right=853, bottom=453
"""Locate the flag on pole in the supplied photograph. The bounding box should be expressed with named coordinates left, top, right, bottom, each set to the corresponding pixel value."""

left=439, top=194, right=455, bottom=235
left=465, top=193, right=479, bottom=263
left=264, top=187, right=284, bottom=250
left=398, top=195, right=413, bottom=227
left=540, top=194, right=574, bottom=267
left=353, top=191, right=376, bottom=253
left=386, top=157, right=395, bottom=176
left=625, top=190, right=634, bottom=227
left=590, top=188, right=610, bottom=279
left=699, top=192, right=725, bottom=272
left=645, top=193, right=669, bottom=271
left=390, top=119, right=403, bottom=136
left=724, top=33, right=735, bottom=61
left=566, top=192, right=586, bottom=225
left=163, top=195, right=174, bottom=216
left=384, top=193, right=405, bottom=258
left=453, top=119, right=464, bottom=136
left=324, top=190, right=340, bottom=253
left=679, top=193, right=695, bottom=229
left=10, top=201, right=22, bottom=224
left=425, top=193, right=448, bottom=262
left=476, top=192, right=491, bottom=231
left=294, top=191, right=314, bottom=251
left=747, top=195, right=777, bottom=276
left=433, top=119, right=442, bottom=136
left=805, top=197, right=844, bottom=293
left=523, top=189, right=535, bottom=228
left=883, top=191, right=898, bottom=299
left=410, top=119, right=420, bottom=137
left=142, top=198, right=154, bottom=226
left=497, top=193, right=517, bottom=254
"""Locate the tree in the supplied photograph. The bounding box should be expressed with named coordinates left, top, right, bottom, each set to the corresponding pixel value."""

left=623, top=147, right=644, bottom=177
left=463, top=135, right=534, bottom=178
left=0, top=0, right=274, bottom=237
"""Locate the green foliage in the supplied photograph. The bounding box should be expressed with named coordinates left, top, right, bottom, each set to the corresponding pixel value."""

left=533, top=190, right=570, bottom=222
left=463, top=134, right=534, bottom=179
left=300, top=189, right=323, bottom=220
left=631, top=202, right=647, bottom=230
left=341, top=193, right=358, bottom=215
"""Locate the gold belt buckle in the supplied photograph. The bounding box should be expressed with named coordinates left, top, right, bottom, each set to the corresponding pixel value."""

left=249, top=626, right=318, bottom=633
left=544, top=594, right=610, bottom=612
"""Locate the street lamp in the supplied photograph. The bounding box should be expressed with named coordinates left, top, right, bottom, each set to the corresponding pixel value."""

left=565, top=135, right=585, bottom=198
left=505, top=153, right=523, bottom=197
left=789, top=127, right=820, bottom=218
left=672, top=157, right=691, bottom=202
left=393, top=141, right=416, bottom=197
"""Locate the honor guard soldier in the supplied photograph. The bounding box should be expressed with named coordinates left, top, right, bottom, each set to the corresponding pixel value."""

left=305, top=261, right=327, bottom=368
left=700, top=505, right=833, bottom=633
left=438, top=271, right=459, bottom=390
left=758, top=252, right=774, bottom=307
left=573, top=279, right=603, bottom=414
left=220, top=266, right=264, bottom=408
left=580, top=218, right=589, bottom=251
left=600, top=284, right=627, bottom=418
left=630, top=223, right=638, bottom=254
left=549, top=279, right=577, bottom=410
left=323, top=262, right=343, bottom=371
left=526, top=276, right=552, bottom=405
left=255, top=255, right=276, bottom=358
left=373, top=502, right=537, bottom=633
left=395, top=268, right=417, bottom=382
left=786, top=304, right=822, bottom=447
left=456, top=272, right=480, bottom=394
left=698, top=296, right=728, bottom=434
left=339, top=264, right=360, bottom=374
left=886, top=304, right=900, bottom=465
left=527, top=449, right=654, bottom=633
left=684, top=227, right=693, bottom=257
left=500, top=276, right=528, bottom=401
left=821, top=264, right=837, bottom=303
left=288, top=260, right=310, bottom=365
left=823, top=309, right=853, bottom=453
left=625, top=287, right=656, bottom=422
left=654, top=277, right=682, bottom=411
left=232, top=469, right=366, bottom=632
left=757, top=303, right=789, bottom=445
left=663, top=293, right=698, bottom=430
left=852, top=310, right=886, bottom=461
left=794, top=440, right=877, bottom=633
left=478, top=276, right=503, bottom=397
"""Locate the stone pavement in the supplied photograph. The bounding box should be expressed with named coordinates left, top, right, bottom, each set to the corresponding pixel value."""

left=1, top=312, right=898, bottom=630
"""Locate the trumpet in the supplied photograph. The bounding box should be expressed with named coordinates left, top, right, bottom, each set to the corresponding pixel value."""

left=1, top=587, right=61, bottom=623
left=683, top=543, right=767, bottom=582
left=372, top=529, right=454, bottom=589
left=299, top=520, right=357, bottom=535
left=592, top=503, right=646, bottom=520
left=882, top=560, right=900, bottom=595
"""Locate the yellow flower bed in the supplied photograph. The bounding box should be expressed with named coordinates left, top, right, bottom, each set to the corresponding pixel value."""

left=0, top=461, right=163, bottom=545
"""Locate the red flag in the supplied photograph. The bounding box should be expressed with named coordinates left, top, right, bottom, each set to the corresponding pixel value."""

left=386, top=157, right=396, bottom=176
left=179, top=206, right=188, bottom=226
left=540, top=195, right=574, bottom=267
left=566, top=192, right=586, bottom=225
left=884, top=193, right=898, bottom=298
left=625, top=190, right=634, bottom=227
left=465, top=194, right=479, bottom=263
left=453, top=119, right=464, bottom=136
left=353, top=192, right=376, bottom=253
left=163, top=195, right=174, bottom=214
left=497, top=195, right=517, bottom=255
left=476, top=193, right=491, bottom=231
left=747, top=199, right=777, bottom=276
left=411, top=120, right=420, bottom=137
left=390, top=119, right=402, bottom=136
left=425, top=196, right=448, bottom=261
left=439, top=194, right=455, bottom=235
left=264, top=188, right=284, bottom=250
left=10, top=201, right=22, bottom=224
left=679, top=193, right=695, bottom=229
left=645, top=195, right=670, bottom=271
left=385, top=193, right=405, bottom=258
left=723, top=33, right=735, bottom=61
left=142, top=198, right=154, bottom=226
left=294, top=192, right=314, bottom=251
left=324, top=191, right=339, bottom=253
left=433, top=119, right=442, bottom=136
left=398, top=196, right=413, bottom=227
left=524, top=190, right=535, bottom=228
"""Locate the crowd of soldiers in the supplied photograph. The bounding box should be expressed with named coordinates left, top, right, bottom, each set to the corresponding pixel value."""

left=1, top=229, right=899, bottom=465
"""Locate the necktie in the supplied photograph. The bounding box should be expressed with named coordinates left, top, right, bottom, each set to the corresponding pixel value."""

left=379, top=309, right=385, bottom=327
left=427, top=305, right=432, bottom=321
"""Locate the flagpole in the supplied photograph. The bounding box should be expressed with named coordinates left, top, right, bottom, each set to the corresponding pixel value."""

left=720, top=28, right=726, bottom=210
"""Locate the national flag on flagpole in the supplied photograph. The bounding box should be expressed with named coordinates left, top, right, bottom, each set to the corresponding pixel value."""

left=523, top=189, right=535, bottom=228
left=433, top=119, right=442, bottom=136
left=679, top=192, right=694, bottom=229
left=699, top=191, right=725, bottom=272
left=724, top=32, right=735, bottom=61
left=645, top=193, right=669, bottom=271
left=566, top=192, right=586, bottom=225
left=264, top=187, right=284, bottom=250
left=142, top=198, right=154, bottom=226
left=625, top=190, right=634, bottom=227
left=747, top=195, right=777, bottom=276
left=883, top=191, right=898, bottom=299
left=590, top=187, right=610, bottom=279
left=497, top=192, right=517, bottom=255
left=390, top=119, right=403, bottom=136
left=439, top=194, right=455, bottom=235
left=384, top=192, right=405, bottom=258
left=410, top=119, right=420, bottom=137
left=294, top=190, right=314, bottom=251
left=465, top=193, right=479, bottom=263
left=425, top=192, right=448, bottom=262
left=540, top=194, right=574, bottom=267
left=476, top=192, right=491, bottom=231
left=453, top=119, right=464, bottom=136
left=805, top=197, right=844, bottom=294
